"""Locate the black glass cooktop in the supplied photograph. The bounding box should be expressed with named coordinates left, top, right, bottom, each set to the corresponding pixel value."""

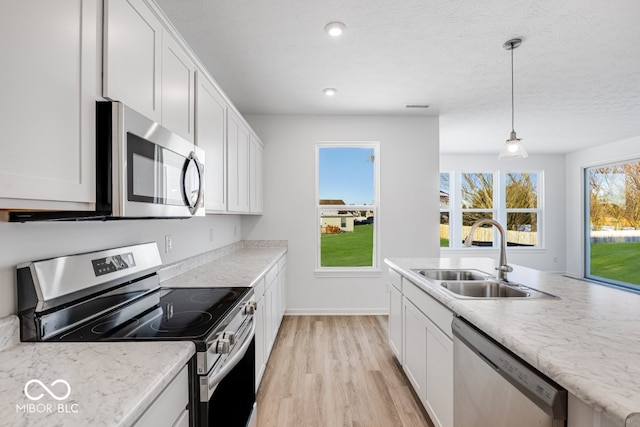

left=56, top=287, right=250, bottom=342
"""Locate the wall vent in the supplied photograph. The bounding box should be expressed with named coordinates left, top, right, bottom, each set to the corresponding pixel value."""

left=404, top=104, right=430, bottom=109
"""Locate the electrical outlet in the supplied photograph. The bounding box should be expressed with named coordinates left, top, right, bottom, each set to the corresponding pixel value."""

left=209, top=228, right=214, bottom=242
left=165, top=235, right=173, bottom=253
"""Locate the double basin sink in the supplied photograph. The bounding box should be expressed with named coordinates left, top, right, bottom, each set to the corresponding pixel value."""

left=411, top=269, right=557, bottom=299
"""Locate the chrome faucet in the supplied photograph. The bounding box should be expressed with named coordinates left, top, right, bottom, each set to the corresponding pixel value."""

left=464, top=219, right=513, bottom=281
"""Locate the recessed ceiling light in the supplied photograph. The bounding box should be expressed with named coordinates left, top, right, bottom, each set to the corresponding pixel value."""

left=323, top=88, right=337, bottom=96
left=324, top=22, right=346, bottom=37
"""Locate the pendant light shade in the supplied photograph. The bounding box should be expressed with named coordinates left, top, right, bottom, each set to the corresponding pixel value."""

left=499, top=38, right=528, bottom=160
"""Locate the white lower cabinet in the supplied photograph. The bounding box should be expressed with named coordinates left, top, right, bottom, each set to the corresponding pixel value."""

left=134, top=364, right=189, bottom=427
left=425, top=316, right=453, bottom=427
left=402, top=298, right=427, bottom=400
left=254, top=253, right=287, bottom=391
left=390, top=269, right=453, bottom=427
left=388, top=274, right=403, bottom=362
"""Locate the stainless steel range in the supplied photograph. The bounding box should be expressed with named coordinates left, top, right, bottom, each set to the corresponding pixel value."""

left=17, top=242, right=257, bottom=427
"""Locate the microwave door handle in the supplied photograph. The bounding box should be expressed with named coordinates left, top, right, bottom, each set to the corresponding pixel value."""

left=183, top=151, right=203, bottom=215
left=205, top=321, right=255, bottom=400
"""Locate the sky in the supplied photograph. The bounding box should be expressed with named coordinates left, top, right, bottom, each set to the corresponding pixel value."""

left=318, top=147, right=374, bottom=205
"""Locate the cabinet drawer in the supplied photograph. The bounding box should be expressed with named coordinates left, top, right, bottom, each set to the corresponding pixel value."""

left=388, top=268, right=402, bottom=292
left=265, top=264, right=278, bottom=288
left=135, top=365, right=188, bottom=427
left=278, top=255, right=287, bottom=272
left=403, top=279, right=453, bottom=339
left=253, top=276, right=265, bottom=299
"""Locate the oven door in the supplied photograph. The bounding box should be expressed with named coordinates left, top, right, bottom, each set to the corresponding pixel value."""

left=100, top=101, right=205, bottom=218
left=199, top=320, right=256, bottom=427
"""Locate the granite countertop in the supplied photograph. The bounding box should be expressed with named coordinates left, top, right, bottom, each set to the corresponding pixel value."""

left=160, top=245, right=287, bottom=289
left=0, top=315, right=194, bottom=427
left=385, top=257, right=640, bottom=427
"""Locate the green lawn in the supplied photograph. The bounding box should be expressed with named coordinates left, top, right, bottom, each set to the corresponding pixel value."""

left=321, top=224, right=374, bottom=267
left=440, top=238, right=449, bottom=247
left=590, top=241, right=640, bottom=285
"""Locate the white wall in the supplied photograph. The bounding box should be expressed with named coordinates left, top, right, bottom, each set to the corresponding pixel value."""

left=0, top=215, right=242, bottom=317
left=565, top=135, right=640, bottom=276
left=243, top=114, right=440, bottom=314
left=439, top=153, right=566, bottom=272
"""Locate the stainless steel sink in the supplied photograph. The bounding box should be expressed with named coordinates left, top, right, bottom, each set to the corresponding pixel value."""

left=440, top=280, right=528, bottom=298
left=412, top=269, right=490, bottom=281
left=410, top=268, right=558, bottom=299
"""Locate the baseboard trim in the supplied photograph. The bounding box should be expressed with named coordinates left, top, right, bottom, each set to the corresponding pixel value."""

left=284, top=308, right=388, bottom=316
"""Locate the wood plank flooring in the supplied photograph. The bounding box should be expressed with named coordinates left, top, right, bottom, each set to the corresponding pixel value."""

left=256, top=315, right=434, bottom=427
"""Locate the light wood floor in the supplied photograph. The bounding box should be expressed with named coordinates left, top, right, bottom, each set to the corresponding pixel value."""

left=256, top=315, right=434, bottom=427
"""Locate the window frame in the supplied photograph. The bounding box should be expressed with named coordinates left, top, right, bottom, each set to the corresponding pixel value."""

left=442, top=169, right=544, bottom=250
left=584, top=159, right=640, bottom=293
left=315, top=141, right=381, bottom=277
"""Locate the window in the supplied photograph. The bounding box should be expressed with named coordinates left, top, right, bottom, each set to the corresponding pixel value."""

left=316, top=143, right=379, bottom=271
left=442, top=170, right=541, bottom=248
left=586, top=160, right=640, bottom=290
left=440, top=173, right=450, bottom=247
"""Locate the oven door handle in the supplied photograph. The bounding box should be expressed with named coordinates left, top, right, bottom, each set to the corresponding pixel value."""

left=206, top=321, right=255, bottom=400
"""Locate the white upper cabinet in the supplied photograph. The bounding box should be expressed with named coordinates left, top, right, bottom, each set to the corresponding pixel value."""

left=161, top=31, right=195, bottom=142
left=104, top=0, right=195, bottom=142
left=0, top=0, right=100, bottom=210
left=103, top=0, right=162, bottom=123
left=227, top=109, right=250, bottom=213
left=196, top=74, right=227, bottom=212
left=249, top=135, right=264, bottom=214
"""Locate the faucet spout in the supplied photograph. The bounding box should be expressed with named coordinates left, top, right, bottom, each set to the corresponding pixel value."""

left=464, top=219, right=513, bottom=281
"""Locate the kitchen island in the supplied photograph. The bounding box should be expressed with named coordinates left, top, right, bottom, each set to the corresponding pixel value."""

left=385, top=257, right=640, bottom=427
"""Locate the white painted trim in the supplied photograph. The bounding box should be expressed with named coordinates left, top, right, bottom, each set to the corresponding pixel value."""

left=285, top=308, right=388, bottom=316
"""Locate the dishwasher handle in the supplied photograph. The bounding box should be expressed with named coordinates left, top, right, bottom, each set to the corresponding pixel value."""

left=452, top=317, right=567, bottom=421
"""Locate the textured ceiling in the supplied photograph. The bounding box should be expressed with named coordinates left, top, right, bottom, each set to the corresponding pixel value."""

left=156, top=0, right=640, bottom=154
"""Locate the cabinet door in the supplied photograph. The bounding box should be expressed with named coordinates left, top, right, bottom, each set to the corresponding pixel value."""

left=249, top=136, right=264, bottom=213
left=425, top=319, right=453, bottom=427
left=104, top=0, right=162, bottom=122
left=389, top=283, right=403, bottom=362
left=264, top=280, right=276, bottom=355
left=279, top=264, right=287, bottom=318
left=402, top=298, right=427, bottom=401
left=196, top=75, right=227, bottom=212
left=161, top=32, right=195, bottom=142
left=227, top=109, right=250, bottom=212
left=254, top=294, right=266, bottom=391
left=0, top=0, right=99, bottom=208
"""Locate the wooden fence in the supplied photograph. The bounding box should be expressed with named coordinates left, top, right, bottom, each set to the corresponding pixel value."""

left=440, top=225, right=537, bottom=246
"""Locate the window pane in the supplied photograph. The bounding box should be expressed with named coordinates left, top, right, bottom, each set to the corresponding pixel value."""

left=462, top=212, right=493, bottom=246
left=507, top=212, right=537, bottom=246
left=318, top=147, right=375, bottom=205
left=440, top=173, right=450, bottom=209
left=461, top=173, right=493, bottom=209
left=320, top=209, right=374, bottom=267
left=506, top=173, right=537, bottom=208
left=588, top=162, right=640, bottom=287
left=440, top=211, right=450, bottom=247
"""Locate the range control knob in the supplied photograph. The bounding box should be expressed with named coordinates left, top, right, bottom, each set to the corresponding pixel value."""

left=213, top=338, right=230, bottom=354
left=220, top=331, right=236, bottom=345
left=242, top=301, right=257, bottom=315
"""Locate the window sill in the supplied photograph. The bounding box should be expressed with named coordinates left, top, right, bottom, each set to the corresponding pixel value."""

left=314, top=268, right=383, bottom=278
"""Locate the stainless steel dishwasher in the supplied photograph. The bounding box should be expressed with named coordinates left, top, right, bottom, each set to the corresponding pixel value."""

left=452, top=318, right=567, bottom=427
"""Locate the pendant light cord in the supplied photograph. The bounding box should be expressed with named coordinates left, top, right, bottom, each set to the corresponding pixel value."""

left=511, top=42, right=515, bottom=133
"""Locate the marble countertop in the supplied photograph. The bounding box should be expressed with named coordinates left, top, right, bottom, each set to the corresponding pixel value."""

left=160, top=246, right=287, bottom=289
left=385, top=257, right=640, bottom=427
left=0, top=315, right=194, bottom=427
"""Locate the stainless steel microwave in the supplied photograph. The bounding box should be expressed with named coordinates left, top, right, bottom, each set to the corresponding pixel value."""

left=9, top=102, right=204, bottom=221
left=96, top=101, right=204, bottom=218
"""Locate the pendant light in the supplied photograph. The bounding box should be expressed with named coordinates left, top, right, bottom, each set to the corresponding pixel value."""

left=499, top=38, right=528, bottom=159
